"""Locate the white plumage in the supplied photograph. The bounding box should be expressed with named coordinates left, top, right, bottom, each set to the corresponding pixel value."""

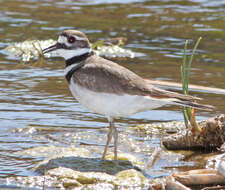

left=69, top=78, right=174, bottom=118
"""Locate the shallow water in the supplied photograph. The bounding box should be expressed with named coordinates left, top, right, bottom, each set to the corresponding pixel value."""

left=0, top=0, right=225, bottom=184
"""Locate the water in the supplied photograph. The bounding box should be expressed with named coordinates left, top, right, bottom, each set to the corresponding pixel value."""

left=0, top=0, right=224, bottom=183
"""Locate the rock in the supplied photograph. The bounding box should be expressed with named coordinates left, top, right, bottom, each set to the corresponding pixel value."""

left=105, top=152, right=144, bottom=169
left=133, top=121, right=185, bottom=135
left=46, top=167, right=115, bottom=185
left=61, top=178, right=82, bottom=188
left=35, top=156, right=142, bottom=176
left=6, top=166, right=150, bottom=189
left=114, top=169, right=149, bottom=188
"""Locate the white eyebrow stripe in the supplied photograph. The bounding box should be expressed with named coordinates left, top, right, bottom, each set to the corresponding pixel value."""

left=58, top=35, right=86, bottom=43
left=73, top=35, right=86, bottom=41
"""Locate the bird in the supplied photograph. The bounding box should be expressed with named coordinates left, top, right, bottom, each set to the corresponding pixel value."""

left=43, top=30, right=214, bottom=160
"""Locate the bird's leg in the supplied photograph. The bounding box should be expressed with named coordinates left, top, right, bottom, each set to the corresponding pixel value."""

left=113, top=124, right=118, bottom=160
left=102, top=120, right=114, bottom=160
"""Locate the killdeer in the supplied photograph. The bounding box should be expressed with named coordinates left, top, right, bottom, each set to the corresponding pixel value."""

left=43, top=30, right=213, bottom=160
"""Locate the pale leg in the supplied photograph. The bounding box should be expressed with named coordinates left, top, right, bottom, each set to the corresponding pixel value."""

left=102, top=120, right=114, bottom=160
left=113, top=125, right=118, bottom=160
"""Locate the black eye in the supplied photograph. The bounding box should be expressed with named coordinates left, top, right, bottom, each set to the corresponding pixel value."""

left=67, top=36, right=76, bottom=43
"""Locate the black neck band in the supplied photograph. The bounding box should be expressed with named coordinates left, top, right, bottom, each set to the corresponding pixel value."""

left=65, top=51, right=93, bottom=67
left=65, top=51, right=93, bottom=83
left=65, top=63, right=84, bottom=83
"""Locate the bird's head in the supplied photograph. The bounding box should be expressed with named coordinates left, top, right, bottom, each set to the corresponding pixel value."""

left=43, top=30, right=92, bottom=60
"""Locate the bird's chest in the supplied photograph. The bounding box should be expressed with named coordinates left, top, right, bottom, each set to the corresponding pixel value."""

left=68, top=79, right=110, bottom=115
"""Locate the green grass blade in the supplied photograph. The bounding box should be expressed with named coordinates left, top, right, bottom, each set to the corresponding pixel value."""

left=182, top=107, right=189, bottom=128
left=181, top=40, right=189, bottom=127
left=181, top=40, right=188, bottom=95
left=181, top=37, right=202, bottom=128
left=186, top=37, right=202, bottom=94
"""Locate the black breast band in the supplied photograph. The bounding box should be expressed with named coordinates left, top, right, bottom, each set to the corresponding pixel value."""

left=65, top=51, right=93, bottom=83
left=65, top=51, right=93, bottom=67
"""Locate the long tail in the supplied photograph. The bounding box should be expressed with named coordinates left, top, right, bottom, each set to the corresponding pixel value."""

left=173, top=100, right=214, bottom=111
left=150, top=86, right=214, bottom=111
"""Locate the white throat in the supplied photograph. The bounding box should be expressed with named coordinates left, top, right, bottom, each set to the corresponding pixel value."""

left=56, top=48, right=91, bottom=60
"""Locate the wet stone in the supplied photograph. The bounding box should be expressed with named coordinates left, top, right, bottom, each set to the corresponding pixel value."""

left=35, top=156, right=142, bottom=176
left=61, top=178, right=82, bottom=188
left=13, top=146, right=149, bottom=189
left=105, top=152, right=144, bottom=169
left=5, top=167, right=150, bottom=190
left=114, top=169, right=149, bottom=189
left=46, top=167, right=115, bottom=185
left=47, top=167, right=80, bottom=180
left=79, top=183, right=114, bottom=190
left=133, top=121, right=186, bottom=135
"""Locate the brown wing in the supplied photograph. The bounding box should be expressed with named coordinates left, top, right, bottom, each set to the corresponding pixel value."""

left=72, top=55, right=200, bottom=102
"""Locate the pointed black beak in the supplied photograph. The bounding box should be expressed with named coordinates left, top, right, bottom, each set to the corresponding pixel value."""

left=42, top=43, right=63, bottom=54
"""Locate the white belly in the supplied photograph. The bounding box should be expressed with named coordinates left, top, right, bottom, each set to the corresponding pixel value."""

left=69, top=80, right=168, bottom=118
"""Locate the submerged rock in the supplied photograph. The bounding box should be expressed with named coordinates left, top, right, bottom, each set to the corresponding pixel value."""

left=35, top=156, right=142, bottom=176
left=16, top=145, right=90, bottom=158
left=15, top=144, right=143, bottom=176
left=133, top=121, right=186, bottom=135
left=5, top=145, right=149, bottom=189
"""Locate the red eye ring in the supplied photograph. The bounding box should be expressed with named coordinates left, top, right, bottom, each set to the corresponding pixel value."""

left=67, top=36, right=76, bottom=43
